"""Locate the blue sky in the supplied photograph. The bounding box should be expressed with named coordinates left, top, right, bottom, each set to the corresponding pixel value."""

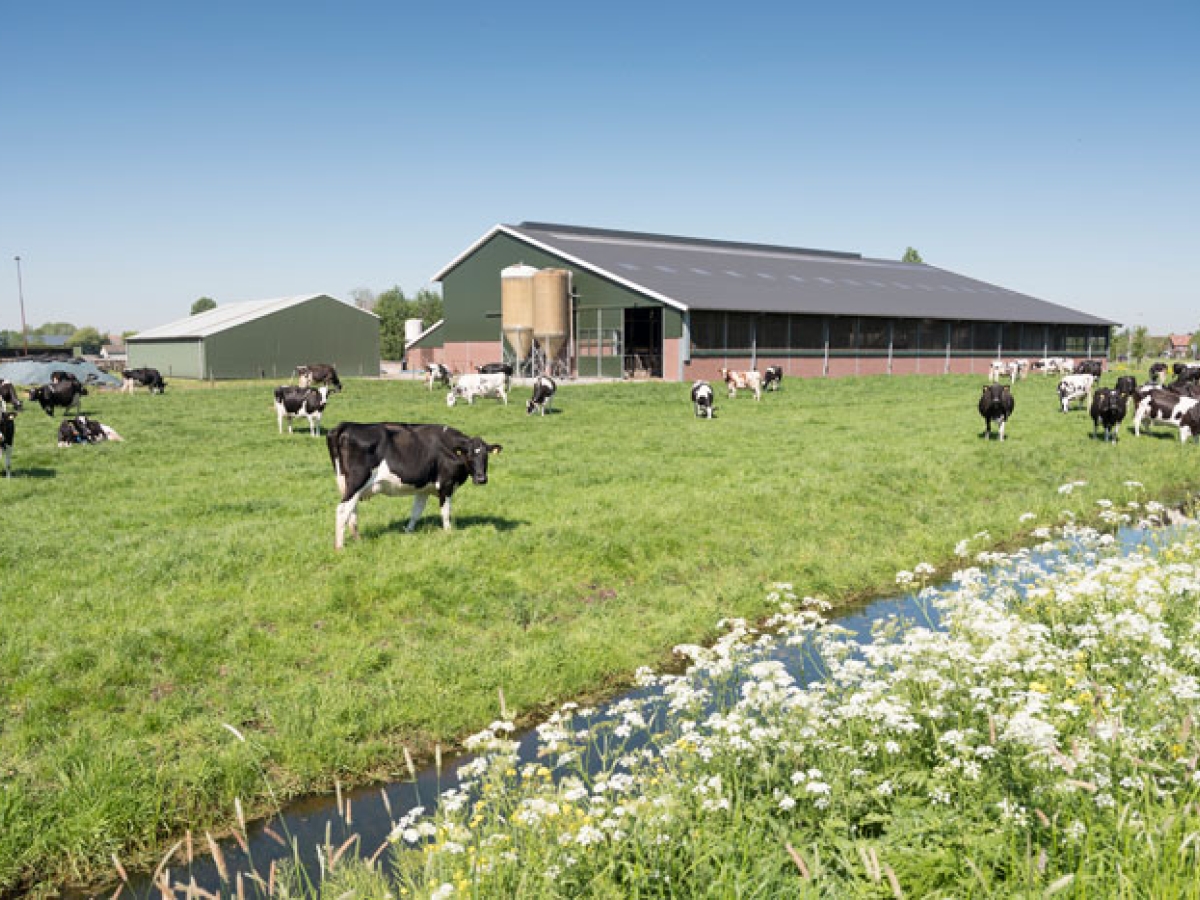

left=2, top=1, right=1196, bottom=336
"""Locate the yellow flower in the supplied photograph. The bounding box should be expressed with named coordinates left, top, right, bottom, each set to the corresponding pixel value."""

left=1029, top=682, right=1049, bottom=694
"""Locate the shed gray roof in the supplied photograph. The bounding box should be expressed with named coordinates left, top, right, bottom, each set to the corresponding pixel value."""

left=435, top=223, right=1114, bottom=327
left=128, top=294, right=378, bottom=341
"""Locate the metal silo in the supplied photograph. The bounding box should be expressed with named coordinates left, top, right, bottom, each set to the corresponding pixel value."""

left=500, top=264, right=538, bottom=362
left=533, top=268, right=571, bottom=374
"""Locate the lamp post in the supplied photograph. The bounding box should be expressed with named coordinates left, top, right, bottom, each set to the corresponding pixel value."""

left=14, top=255, right=29, bottom=355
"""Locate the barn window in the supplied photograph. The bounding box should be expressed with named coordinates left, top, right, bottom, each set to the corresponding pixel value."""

left=892, top=319, right=918, bottom=350
left=725, top=313, right=755, bottom=349
left=950, top=322, right=972, bottom=351
left=1018, top=323, right=1047, bottom=352
left=918, top=320, right=948, bottom=351
left=828, top=317, right=857, bottom=349
left=973, top=322, right=1001, bottom=352
left=690, top=311, right=723, bottom=350
left=758, top=314, right=789, bottom=350
left=789, top=316, right=824, bottom=349
left=859, top=318, right=889, bottom=350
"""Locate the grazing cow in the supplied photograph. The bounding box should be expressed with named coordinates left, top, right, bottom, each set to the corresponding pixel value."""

left=1114, top=375, right=1138, bottom=397
left=0, top=379, right=22, bottom=412
left=762, top=366, right=783, bottom=391
left=1074, top=359, right=1103, bottom=377
left=1168, top=381, right=1200, bottom=398
left=57, top=416, right=122, bottom=447
left=274, top=385, right=330, bottom=435
left=121, top=367, right=167, bottom=393
left=50, top=370, right=80, bottom=385
left=1057, top=374, right=1094, bottom=413
left=978, top=384, right=1014, bottom=441
left=447, top=372, right=508, bottom=407
left=1, top=411, right=14, bottom=477
left=296, top=364, right=342, bottom=392
left=691, top=380, right=714, bottom=419
left=326, top=422, right=502, bottom=549
left=425, top=362, right=452, bottom=391
left=1175, top=364, right=1200, bottom=385
left=1149, top=362, right=1169, bottom=384
left=1089, top=388, right=1128, bottom=442
left=719, top=368, right=762, bottom=401
left=526, top=376, right=557, bottom=416
left=28, top=380, right=86, bottom=416
left=1132, top=386, right=1200, bottom=441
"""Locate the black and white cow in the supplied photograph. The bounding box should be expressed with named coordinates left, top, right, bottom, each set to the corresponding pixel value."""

left=121, top=367, right=167, bottom=393
left=0, top=379, right=22, bottom=412
left=296, top=364, right=342, bottom=392
left=326, top=422, right=502, bottom=549
left=1149, top=362, right=1169, bottom=384
left=691, top=380, right=714, bottom=419
left=274, top=385, right=330, bottom=435
left=1, top=411, right=14, bottom=477
left=1174, top=364, right=1200, bottom=385
left=1114, top=375, right=1138, bottom=398
left=1089, top=387, right=1128, bottom=443
left=762, top=366, right=783, bottom=392
left=477, top=362, right=515, bottom=377
left=425, top=362, right=452, bottom=391
left=1074, top=359, right=1103, bottom=377
left=526, top=376, right=556, bottom=416
left=447, top=373, right=508, bottom=406
left=28, top=380, right=86, bottom=416
left=1057, top=374, right=1094, bottom=413
left=1132, top=386, right=1200, bottom=441
left=978, top=384, right=1014, bottom=441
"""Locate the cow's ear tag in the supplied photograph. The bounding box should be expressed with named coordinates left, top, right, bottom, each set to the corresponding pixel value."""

left=490, top=445, right=503, bottom=455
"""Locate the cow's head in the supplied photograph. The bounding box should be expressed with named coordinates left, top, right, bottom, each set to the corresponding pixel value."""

left=456, top=437, right=502, bottom=484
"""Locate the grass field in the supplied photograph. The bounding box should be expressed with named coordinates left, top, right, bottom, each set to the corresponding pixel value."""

left=2, top=370, right=1198, bottom=894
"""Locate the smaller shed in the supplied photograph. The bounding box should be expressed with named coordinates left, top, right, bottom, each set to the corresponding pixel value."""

left=127, top=294, right=380, bottom=380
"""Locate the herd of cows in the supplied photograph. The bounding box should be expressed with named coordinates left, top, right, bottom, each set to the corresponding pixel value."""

left=977, top=357, right=1200, bottom=444
left=5, top=357, right=1200, bottom=546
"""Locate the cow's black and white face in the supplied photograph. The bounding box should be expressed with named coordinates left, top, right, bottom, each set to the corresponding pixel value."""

left=458, top=438, right=502, bottom=484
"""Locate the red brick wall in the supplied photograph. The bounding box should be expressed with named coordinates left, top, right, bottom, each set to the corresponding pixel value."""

left=440, top=341, right=504, bottom=375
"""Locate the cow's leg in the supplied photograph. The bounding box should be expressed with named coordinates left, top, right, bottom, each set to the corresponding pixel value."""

left=335, top=497, right=360, bottom=550
left=405, top=494, right=429, bottom=532
left=277, top=407, right=285, bottom=434
left=998, top=416, right=1006, bottom=441
left=2, top=446, right=10, bottom=478
left=439, top=494, right=453, bottom=531
left=501, top=388, right=508, bottom=405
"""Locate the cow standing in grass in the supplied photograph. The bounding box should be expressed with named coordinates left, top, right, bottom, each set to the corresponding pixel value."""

left=1, top=411, right=14, bottom=477
left=296, top=364, right=342, bottom=392
left=274, top=385, right=330, bottom=436
left=979, top=384, right=1014, bottom=441
left=1090, top=388, right=1127, bottom=443
left=526, top=376, right=557, bottom=416
left=691, top=381, right=714, bottom=419
left=1057, top=374, right=1094, bottom=413
left=425, top=363, right=452, bottom=391
left=0, top=380, right=22, bottom=412
left=762, top=367, right=783, bottom=392
left=720, top=368, right=762, bottom=401
left=326, top=422, right=502, bottom=548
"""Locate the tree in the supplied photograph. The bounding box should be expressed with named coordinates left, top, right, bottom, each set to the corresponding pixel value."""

left=67, top=326, right=106, bottom=355
left=373, top=287, right=409, bottom=360
left=411, top=287, right=443, bottom=327
left=902, top=247, right=924, bottom=264
left=349, top=287, right=377, bottom=311
left=1109, top=326, right=1130, bottom=361
left=1131, top=326, right=1150, bottom=363
left=191, top=297, right=217, bottom=315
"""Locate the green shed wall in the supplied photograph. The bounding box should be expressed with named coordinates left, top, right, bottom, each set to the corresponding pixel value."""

left=127, top=339, right=206, bottom=379
left=129, top=296, right=379, bottom=380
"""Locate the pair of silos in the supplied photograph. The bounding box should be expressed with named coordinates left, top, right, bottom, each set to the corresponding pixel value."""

left=501, top=264, right=570, bottom=367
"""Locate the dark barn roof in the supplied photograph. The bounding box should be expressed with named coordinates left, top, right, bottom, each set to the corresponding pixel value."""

left=436, top=222, right=1114, bottom=327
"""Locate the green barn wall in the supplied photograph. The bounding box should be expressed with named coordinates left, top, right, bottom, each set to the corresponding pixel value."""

left=440, top=231, right=682, bottom=377
left=127, top=340, right=205, bottom=379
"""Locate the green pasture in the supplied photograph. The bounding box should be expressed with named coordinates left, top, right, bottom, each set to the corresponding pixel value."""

left=0, top=371, right=1196, bottom=893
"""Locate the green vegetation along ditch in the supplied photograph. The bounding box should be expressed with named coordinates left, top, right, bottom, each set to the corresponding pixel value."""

left=1, top=372, right=1197, bottom=894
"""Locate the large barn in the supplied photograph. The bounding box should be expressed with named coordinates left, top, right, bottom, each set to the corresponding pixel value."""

left=127, top=294, right=380, bottom=380
left=431, top=222, right=1116, bottom=381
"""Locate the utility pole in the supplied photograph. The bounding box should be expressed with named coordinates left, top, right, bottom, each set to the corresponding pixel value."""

left=14, top=256, right=29, bottom=355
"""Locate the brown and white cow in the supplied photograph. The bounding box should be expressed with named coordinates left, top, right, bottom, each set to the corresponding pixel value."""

left=719, top=368, right=762, bottom=401
left=296, top=364, right=342, bottom=392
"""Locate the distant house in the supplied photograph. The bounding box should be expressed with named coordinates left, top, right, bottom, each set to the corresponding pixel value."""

left=127, top=294, right=380, bottom=379
left=1166, top=333, right=1194, bottom=359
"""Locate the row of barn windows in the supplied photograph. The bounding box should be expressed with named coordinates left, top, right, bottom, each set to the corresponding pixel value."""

left=689, top=312, right=1109, bottom=355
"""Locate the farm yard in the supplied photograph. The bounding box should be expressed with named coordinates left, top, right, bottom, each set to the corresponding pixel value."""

left=2, top=371, right=1200, bottom=895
